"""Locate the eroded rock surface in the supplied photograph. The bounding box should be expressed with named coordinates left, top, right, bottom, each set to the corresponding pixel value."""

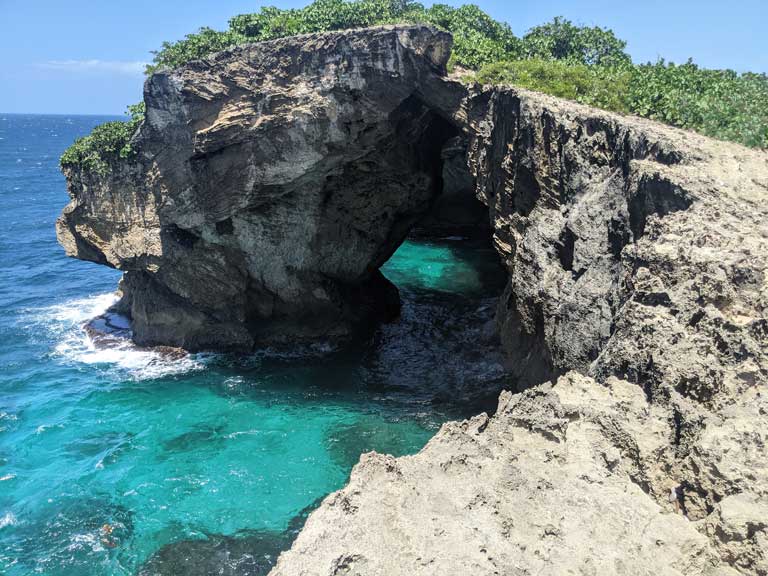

left=271, top=84, right=768, bottom=575
left=57, top=24, right=768, bottom=575
left=272, top=374, right=726, bottom=576
left=269, top=84, right=768, bottom=574
left=58, top=25, right=465, bottom=351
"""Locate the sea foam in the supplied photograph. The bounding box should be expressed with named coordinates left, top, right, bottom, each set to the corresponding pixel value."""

left=35, top=293, right=206, bottom=380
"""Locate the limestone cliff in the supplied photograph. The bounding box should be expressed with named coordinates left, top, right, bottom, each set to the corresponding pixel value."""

left=58, top=25, right=768, bottom=575
left=272, top=79, right=768, bottom=576
left=58, top=26, right=466, bottom=351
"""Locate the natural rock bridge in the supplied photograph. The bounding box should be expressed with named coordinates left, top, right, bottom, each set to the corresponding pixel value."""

left=59, top=25, right=768, bottom=575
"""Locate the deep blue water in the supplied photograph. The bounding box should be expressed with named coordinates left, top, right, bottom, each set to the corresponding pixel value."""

left=0, top=114, right=506, bottom=575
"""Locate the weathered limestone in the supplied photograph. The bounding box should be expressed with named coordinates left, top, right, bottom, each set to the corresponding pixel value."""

left=58, top=25, right=768, bottom=575
left=272, top=374, right=726, bottom=576
left=271, top=84, right=768, bottom=575
left=58, top=25, right=466, bottom=351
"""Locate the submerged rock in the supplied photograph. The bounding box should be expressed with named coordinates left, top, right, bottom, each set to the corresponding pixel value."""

left=138, top=530, right=288, bottom=576
left=139, top=498, right=320, bottom=576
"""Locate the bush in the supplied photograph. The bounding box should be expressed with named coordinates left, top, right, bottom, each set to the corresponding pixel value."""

left=146, top=28, right=243, bottom=74
left=62, top=1, right=767, bottom=171
left=419, top=4, right=521, bottom=69
left=475, top=59, right=631, bottom=113
left=153, top=1, right=523, bottom=72
left=626, top=61, right=768, bottom=148
left=474, top=59, right=768, bottom=149
left=522, top=17, right=630, bottom=66
left=60, top=103, right=145, bottom=172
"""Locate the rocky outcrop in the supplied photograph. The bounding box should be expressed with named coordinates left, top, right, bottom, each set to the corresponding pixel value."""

left=271, top=82, right=768, bottom=575
left=272, top=374, right=724, bottom=576
left=58, top=24, right=768, bottom=575
left=58, top=25, right=466, bottom=351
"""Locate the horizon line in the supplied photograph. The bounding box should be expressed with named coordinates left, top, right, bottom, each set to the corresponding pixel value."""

left=1, top=111, right=128, bottom=117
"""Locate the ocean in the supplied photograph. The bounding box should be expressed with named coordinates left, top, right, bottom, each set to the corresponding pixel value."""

left=0, top=114, right=506, bottom=575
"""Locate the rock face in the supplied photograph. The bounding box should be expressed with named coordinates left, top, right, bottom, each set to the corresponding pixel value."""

left=272, top=81, right=768, bottom=575
left=272, top=374, right=723, bottom=576
left=270, top=81, right=768, bottom=574
left=58, top=25, right=768, bottom=575
left=58, top=26, right=466, bottom=351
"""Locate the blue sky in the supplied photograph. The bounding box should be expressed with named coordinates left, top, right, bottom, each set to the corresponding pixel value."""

left=1, top=0, right=765, bottom=114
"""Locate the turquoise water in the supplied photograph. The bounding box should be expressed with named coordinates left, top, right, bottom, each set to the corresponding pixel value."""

left=0, top=114, right=506, bottom=575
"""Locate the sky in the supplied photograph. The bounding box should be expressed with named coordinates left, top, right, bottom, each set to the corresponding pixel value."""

left=0, top=0, right=765, bottom=114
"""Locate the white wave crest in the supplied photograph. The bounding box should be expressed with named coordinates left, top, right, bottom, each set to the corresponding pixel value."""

left=35, top=293, right=207, bottom=380
left=46, top=293, right=119, bottom=325
left=0, top=512, right=17, bottom=529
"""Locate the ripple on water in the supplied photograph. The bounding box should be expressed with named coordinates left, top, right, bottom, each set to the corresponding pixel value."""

left=3, top=495, right=134, bottom=575
left=2, top=120, right=511, bottom=576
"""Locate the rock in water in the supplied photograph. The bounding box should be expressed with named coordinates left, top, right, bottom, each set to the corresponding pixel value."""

left=58, top=24, right=768, bottom=575
left=58, top=25, right=465, bottom=351
left=271, top=84, right=768, bottom=575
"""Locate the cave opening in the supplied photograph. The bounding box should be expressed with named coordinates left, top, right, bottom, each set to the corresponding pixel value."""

left=366, top=97, right=511, bottom=416
left=373, top=92, right=501, bottom=279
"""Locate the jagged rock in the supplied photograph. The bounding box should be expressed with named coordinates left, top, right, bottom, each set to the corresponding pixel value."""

left=270, top=81, right=768, bottom=574
left=271, top=374, right=726, bottom=576
left=58, top=25, right=466, bottom=351
left=57, top=24, right=768, bottom=575
left=465, top=86, right=768, bottom=394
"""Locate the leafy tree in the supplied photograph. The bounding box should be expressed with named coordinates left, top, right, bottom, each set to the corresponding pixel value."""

left=420, top=4, right=521, bottom=69
left=61, top=1, right=768, bottom=170
left=154, top=1, right=522, bottom=72
left=146, top=28, right=243, bottom=74
left=522, top=17, right=630, bottom=66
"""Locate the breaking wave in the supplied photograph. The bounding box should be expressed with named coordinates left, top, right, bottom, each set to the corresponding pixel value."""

left=30, top=293, right=206, bottom=380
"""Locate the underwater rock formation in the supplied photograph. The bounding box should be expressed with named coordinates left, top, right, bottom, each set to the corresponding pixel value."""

left=58, top=24, right=768, bottom=575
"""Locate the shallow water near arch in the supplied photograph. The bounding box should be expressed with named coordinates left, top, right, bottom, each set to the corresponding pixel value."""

left=0, top=115, right=507, bottom=575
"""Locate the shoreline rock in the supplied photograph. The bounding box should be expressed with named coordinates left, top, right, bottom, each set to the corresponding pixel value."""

left=58, top=25, right=467, bottom=351
left=270, top=79, right=768, bottom=575
left=57, top=25, right=768, bottom=575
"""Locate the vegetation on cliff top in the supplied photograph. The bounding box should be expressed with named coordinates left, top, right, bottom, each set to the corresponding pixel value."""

left=475, top=59, right=768, bottom=148
left=61, top=0, right=768, bottom=170
left=59, top=103, right=145, bottom=173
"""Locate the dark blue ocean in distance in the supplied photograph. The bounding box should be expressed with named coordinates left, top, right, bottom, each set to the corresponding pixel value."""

left=0, top=114, right=507, bottom=575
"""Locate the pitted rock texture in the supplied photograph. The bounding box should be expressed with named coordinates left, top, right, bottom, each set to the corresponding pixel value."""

left=57, top=25, right=768, bottom=575
left=271, top=374, right=734, bottom=576
left=272, top=85, right=768, bottom=575
left=465, top=87, right=768, bottom=395
left=58, top=25, right=466, bottom=351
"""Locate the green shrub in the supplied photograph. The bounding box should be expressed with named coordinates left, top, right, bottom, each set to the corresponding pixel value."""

left=418, top=4, right=522, bottom=69
left=152, top=1, right=523, bottom=72
left=521, top=16, right=630, bottom=66
left=474, top=59, right=631, bottom=113
left=146, top=28, right=244, bottom=74
left=626, top=61, right=768, bottom=148
left=60, top=103, right=145, bottom=173
left=474, top=58, right=768, bottom=149
left=62, top=2, right=767, bottom=171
